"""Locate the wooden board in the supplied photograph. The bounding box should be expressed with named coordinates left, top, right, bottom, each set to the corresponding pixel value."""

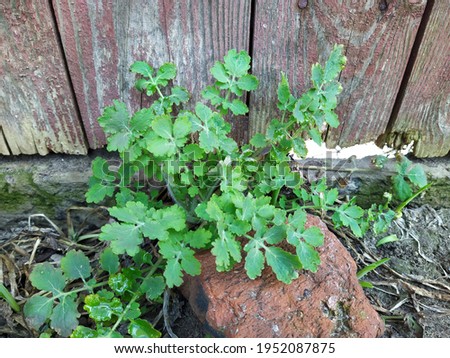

left=53, top=0, right=252, bottom=148
left=385, top=1, right=450, bottom=158
left=0, top=0, right=87, bottom=155
left=248, top=0, right=426, bottom=148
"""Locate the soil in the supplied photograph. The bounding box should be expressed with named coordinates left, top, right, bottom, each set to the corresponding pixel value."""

left=1, top=204, right=449, bottom=338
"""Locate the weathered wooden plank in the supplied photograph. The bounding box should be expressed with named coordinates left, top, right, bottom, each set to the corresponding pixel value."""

left=249, top=0, right=426, bottom=148
left=53, top=0, right=252, bottom=148
left=384, top=1, right=450, bottom=158
left=0, top=0, right=87, bottom=155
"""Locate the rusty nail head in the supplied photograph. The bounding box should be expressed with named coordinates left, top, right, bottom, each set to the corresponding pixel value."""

left=298, top=0, right=308, bottom=9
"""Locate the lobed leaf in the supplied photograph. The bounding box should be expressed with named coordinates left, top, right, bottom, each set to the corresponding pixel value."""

left=23, top=296, right=53, bottom=330
left=30, top=263, right=65, bottom=295
left=140, top=275, right=165, bottom=300
left=50, top=295, right=80, bottom=337
left=223, top=49, right=251, bottom=77
left=100, top=247, right=120, bottom=274
left=265, top=247, right=301, bottom=284
left=61, top=250, right=91, bottom=280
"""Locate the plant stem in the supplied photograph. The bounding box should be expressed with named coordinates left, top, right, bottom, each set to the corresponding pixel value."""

left=164, top=174, right=187, bottom=210
left=108, top=293, right=139, bottom=337
left=395, top=183, right=432, bottom=215
left=271, top=187, right=281, bottom=205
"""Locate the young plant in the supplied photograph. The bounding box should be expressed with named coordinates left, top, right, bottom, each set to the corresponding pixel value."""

left=24, top=45, right=405, bottom=337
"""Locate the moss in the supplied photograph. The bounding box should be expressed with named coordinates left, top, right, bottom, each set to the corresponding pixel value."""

left=0, top=169, right=66, bottom=218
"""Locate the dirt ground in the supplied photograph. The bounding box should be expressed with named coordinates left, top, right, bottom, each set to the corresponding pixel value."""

left=1, top=204, right=449, bottom=338
left=361, top=205, right=450, bottom=338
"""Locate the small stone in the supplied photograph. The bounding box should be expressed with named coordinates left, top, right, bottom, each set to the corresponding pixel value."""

left=181, top=215, right=384, bottom=338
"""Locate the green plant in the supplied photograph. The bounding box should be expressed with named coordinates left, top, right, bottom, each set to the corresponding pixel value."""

left=392, top=154, right=428, bottom=202
left=0, top=282, right=20, bottom=313
left=23, top=250, right=162, bottom=337
left=24, top=46, right=403, bottom=337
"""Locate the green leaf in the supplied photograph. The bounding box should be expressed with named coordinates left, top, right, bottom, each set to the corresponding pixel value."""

left=61, top=250, right=91, bottom=280
left=344, top=205, right=364, bottom=218
left=123, top=302, right=141, bottom=320
left=84, top=293, right=123, bottom=322
left=91, top=157, right=115, bottom=181
left=86, top=181, right=115, bottom=204
left=296, top=241, right=321, bottom=272
left=169, top=86, right=189, bottom=105
left=376, top=234, right=399, bottom=247
left=185, top=228, right=212, bottom=249
left=359, top=281, right=374, bottom=289
left=130, top=108, right=152, bottom=132
left=100, top=248, right=120, bottom=274
left=393, top=174, right=413, bottom=201
left=146, top=133, right=177, bottom=157
left=155, top=205, right=187, bottom=232
left=308, top=128, right=323, bottom=145
left=98, top=100, right=129, bottom=133
left=225, top=99, right=248, bottom=115
left=97, top=100, right=132, bottom=152
left=323, top=44, right=346, bottom=82
left=407, top=165, right=427, bottom=188
left=324, top=111, right=339, bottom=128
left=237, top=74, right=259, bottom=91
left=30, top=263, right=65, bottom=295
left=211, top=232, right=242, bottom=271
left=311, top=63, right=324, bottom=87
left=99, top=223, right=143, bottom=256
left=293, top=137, right=307, bottom=158
left=288, top=210, right=307, bottom=231
left=292, top=101, right=306, bottom=123
left=333, top=204, right=364, bottom=237
left=109, top=201, right=147, bottom=224
left=325, top=188, right=339, bottom=205
left=357, top=258, right=390, bottom=279
left=223, top=49, right=251, bottom=77
left=264, top=225, right=286, bottom=245
left=152, top=115, right=173, bottom=139
left=24, top=296, right=53, bottom=329
left=108, top=273, right=132, bottom=296
left=140, top=275, right=165, bottom=300
left=163, top=259, right=183, bottom=288
left=50, top=295, right=80, bottom=337
left=173, top=115, right=192, bottom=139
left=277, top=72, right=291, bottom=105
left=157, top=63, right=177, bottom=81
left=265, top=247, right=301, bottom=284
left=130, top=61, right=154, bottom=78
left=70, top=326, right=98, bottom=338
left=244, top=248, right=265, bottom=279
left=250, top=133, right=267, bottom=148
left=210, top=62, right=229, bottom=83
left=128, top=319, right=161, bottom=338
left=202, top=86, right=223, bottom=105
left=301, top=227, right=324, bottom=247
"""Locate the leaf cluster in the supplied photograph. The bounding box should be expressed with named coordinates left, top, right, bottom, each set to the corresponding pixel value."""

left=24, top=250, right=162, bottom=338
left=23, top=45, right=424, bottom=337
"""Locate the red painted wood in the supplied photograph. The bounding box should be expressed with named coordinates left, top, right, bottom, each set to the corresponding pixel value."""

left=385, top=1, right=450, bottom=158
left=0, top=0, right=87, bottom=155
left=53, top=0, right=252, bottom=148
left=248, top=0, right=427, bottom=149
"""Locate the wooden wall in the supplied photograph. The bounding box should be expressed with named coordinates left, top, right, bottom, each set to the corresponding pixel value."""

left=0, top=0, right=449, bottom=157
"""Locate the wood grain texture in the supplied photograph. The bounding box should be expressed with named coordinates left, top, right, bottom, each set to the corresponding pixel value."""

left=248, top=0, right=426, bottom=148
left=0, top=0, right=87, bottom=155
left=53, top=0, right=252, bottom=148
left=385, top=1, right=450, bottom=158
